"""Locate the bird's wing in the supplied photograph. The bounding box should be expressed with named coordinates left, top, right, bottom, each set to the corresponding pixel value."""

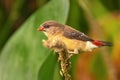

left=63, top=26, right=93, bottom=41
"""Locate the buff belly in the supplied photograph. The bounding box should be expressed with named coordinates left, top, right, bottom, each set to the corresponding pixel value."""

left=61, top=36, right=86, bottom=52
left=48, top=35, right=98, bottom=53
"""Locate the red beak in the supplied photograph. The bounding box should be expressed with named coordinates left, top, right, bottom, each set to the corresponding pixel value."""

left=37, top=26, right=44, bottom=31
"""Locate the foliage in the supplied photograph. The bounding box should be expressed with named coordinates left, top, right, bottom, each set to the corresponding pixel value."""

left=0, top=0, right=120, bottom=80
left=0, top=0, right=69, bottom=80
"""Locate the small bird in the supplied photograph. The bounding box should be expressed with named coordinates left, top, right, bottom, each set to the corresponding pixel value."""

left=37, top=20, right=112, bottom=54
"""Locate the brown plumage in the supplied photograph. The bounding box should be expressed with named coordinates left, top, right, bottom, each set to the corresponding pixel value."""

left=37, top=20, right=112, bottom=54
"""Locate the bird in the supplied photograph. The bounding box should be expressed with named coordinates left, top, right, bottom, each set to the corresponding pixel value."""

left=37, top=20, right=112, bottom=54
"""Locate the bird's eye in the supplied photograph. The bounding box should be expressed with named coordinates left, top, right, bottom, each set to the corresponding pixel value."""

left=44, top=25, right=50, bottom=28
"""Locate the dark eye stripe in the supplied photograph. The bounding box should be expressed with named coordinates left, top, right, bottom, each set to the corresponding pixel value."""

left=43, top=25, right=50, bottom=28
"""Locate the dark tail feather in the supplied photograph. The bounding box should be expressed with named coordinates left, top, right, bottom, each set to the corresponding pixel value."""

left=92, top=40, right=112, bottom=46
left=100, top=41, right=112, bottom=46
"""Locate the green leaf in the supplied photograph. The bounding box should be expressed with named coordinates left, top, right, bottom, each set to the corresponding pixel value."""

left=38, top=53, right=62, bottom=80
left=0, top=0, right=69, bottom=80
left=0, top=0, right=25, bottom=51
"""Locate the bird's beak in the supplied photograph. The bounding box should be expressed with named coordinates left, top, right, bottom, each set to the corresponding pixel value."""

left=37, top=26, right=44, bottom=31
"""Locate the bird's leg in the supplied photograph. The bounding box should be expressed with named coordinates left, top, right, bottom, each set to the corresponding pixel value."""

left=67, top=49, right=79, bottom=58
left=67, top=49, right=79, bottom=54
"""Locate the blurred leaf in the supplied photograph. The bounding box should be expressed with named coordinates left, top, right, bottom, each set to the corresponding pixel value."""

left=36, top=0, right=49, bottom=7
left=0, top=0, right=25, bottom=51
left=0, top=0, right=69, bottom=80
left=67, top=0, right=89, bottom=34
left=100, top=0, right=120, bottom=11
left=112, top=38, right=120, bottom=79
left=0, top=0, right=7, bottom=29
left=78, top=0, right=108, bottom=18
left=89, top=53, right=107, bottom=80
left=38, top=53, right=62, bottom=80
left=74, top=54, right=96, bottom=80
left=98, top=13, right=120, bottom=37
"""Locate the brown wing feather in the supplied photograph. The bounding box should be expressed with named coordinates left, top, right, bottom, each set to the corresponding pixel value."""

left=63, top=26, right=93, bottom=41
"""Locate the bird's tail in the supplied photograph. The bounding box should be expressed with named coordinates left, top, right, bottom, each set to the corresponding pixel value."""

left=92, top=40, right=112, bottom=46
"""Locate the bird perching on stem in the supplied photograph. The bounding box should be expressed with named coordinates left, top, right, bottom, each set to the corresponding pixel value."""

left=37, top=20, right=112, bottom=54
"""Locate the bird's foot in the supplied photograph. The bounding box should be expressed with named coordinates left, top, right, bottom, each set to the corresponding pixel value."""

left=67, top=49, right=79, bottom=54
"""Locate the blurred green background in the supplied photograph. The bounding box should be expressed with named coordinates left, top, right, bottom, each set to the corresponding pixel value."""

left=0, top=0, right=120, bottom=80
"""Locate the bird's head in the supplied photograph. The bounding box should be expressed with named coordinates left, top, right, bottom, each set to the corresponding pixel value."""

left=37, top=20, right=64, bottom=36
